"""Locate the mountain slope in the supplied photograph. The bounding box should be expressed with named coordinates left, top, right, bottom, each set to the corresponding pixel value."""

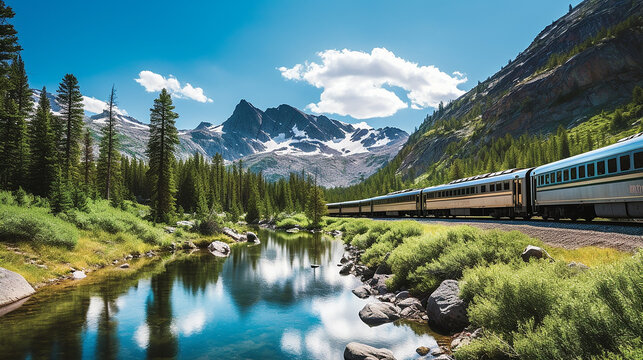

left=32, top=91, right=407, bottom=187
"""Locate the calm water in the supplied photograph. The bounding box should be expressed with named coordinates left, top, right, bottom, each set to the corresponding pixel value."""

left=0, top=229, right=443, bottom=359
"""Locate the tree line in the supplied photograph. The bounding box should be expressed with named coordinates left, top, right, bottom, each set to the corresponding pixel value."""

left=0, top=1, right=326, bottom=225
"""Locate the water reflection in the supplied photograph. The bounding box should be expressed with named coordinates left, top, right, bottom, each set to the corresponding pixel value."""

left=0, top=229, right=443, bottom=359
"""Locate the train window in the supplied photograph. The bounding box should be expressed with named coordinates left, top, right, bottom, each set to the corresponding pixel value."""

left=504, top=181, right=509, bottom=190
left=546, top=174, right=551, bottom=184
left=563, top=169, right=569, bottom=181
left=620, top=155, right=630, bottom=171
left=471, top=187, right=476, bottom=194
left=607, top=158, right=617, bottom=173
left=556, top=171, right=562, bottom=183
left=578, top=165, right=585, bottom=178
left=587, top=163, right=595, bottom=177
left=571, top=167, right=577, bottom=180
left=490, top=184, right=495, bottom=192
left=597, top=161, right=605, bottom=175
left=480, top=185, right=486, bottom=193
left=635, top=152, right=643, bottom=169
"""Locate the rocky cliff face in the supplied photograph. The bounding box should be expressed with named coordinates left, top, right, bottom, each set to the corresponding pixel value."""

left=397, top=0, right=643, bottom=178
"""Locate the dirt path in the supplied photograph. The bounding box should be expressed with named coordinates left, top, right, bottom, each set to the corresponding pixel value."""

left=379, top=217, right=643, bottom=252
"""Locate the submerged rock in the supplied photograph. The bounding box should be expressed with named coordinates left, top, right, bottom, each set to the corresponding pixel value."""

left=0, top=267, right=35, bottom=307
left=208, top=241, right=231, bottom=257
left=344, top=342, right=396, bottom=360
left=426, top=280, right=468, bottom=332
left=358, top=302, right=400, bottom=326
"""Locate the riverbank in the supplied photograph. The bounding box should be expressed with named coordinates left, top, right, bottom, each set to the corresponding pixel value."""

left=326, top=217, right=641, bottom=359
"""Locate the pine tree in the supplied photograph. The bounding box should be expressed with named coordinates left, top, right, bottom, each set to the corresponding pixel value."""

left=50, top=166, right=72, bottom=214
left=0, top=100, right=19, bottom=188
left=55, top=74, right=84, bottom=181
left=96, top=86, right=121, bottom=202
left=28, top=88, right=57, bottom=197
left=146, top=89, right=179, bottom=223
left=245, top=181, right=260, bottom=223
left=305, top=176, right=327, bottom=229
left=5, top=55, right=31, bottom=188
left=81, top=129, right=94, bottom=190
left=0, top=1, right=20, bottom=78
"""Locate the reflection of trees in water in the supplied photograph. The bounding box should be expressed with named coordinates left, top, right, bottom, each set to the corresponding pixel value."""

left=145, top=267, right=178, bottom=360
left=96, top=290, right=119, bottom=360
left=223, top=229, right=345, bottom=312
left=171, top=254, right=225, bottom=295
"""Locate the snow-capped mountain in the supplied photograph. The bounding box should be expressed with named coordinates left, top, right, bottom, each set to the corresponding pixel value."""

left=31, top=91, right=408, bottom=186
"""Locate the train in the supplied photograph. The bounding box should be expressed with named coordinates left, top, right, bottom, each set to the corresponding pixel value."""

left=327, top=132, right=643, bottom=221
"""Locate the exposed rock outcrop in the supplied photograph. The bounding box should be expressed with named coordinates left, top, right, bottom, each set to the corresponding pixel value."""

left=0, top=267, right=35, bottom=307
left=358, top=302, right=401, bottom=326
left=344, top=342, right=396, bottom=360
left=426, top=280, right=468, bottom=332
left=208, top=241, right=231, bottom=257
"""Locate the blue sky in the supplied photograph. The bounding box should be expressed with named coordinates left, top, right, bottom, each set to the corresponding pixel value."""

left=13, top=0, right=581, bottom=132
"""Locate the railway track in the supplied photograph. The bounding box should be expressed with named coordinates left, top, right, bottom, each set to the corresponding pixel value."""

left=371, top=216, right=643, bottom=252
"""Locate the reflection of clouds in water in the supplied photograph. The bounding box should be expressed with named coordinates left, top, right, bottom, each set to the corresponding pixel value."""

left=205, top=280, right=224, bottom=300
left=85, top=296, right=103, bottom=330
left=172, top=308, right=206, bottom=336
left=134, top=324, right=149, bottom=349
left=258, top=247, right=298, bottom=285
left=280, top=328, right=302, bottom=356
left=308, top=292, right=438, bottom=360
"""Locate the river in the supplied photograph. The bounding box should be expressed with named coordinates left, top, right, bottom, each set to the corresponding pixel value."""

left=0, top=229, right=445, bottom=359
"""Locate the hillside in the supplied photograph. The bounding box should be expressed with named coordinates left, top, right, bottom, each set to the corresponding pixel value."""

left=326, top=0, right=643, bottom=199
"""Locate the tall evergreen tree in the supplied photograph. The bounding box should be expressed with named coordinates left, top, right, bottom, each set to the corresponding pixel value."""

left=0, top=99, right=19, bottom=188
left=55, top=74, right=84, bottom=181
left=0, top=1, right=19, bottom=77
left=97, top=86, right=121, bottom=202
left=305, top=175, right=327, bottom=228
left=245, top=181, right=260, bottom=223
left=81, top=129, right=94, bottom=190
left=146, top=89, right=179, bottom=223
left=6, top=55, right=31, bottom=187
left=28, top=87, right=57, bottom=196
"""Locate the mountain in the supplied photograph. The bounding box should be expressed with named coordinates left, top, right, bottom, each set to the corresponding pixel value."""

left=31, top=90, right=407, bottom=187
left=394, top=0, right=642, bottom=179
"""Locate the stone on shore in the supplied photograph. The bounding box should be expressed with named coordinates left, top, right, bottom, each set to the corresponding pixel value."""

left=521, top=245, right=552, bottom=262
left=344, top=342, right=396, bottom=360
left=358, top=302, right=400, bottom=326
left=222, top=227, right=243, bottom=241
left=0, top=267, right=35, bottom=307
left=339, top=261, right=353, bottom=275
left=119, top=263, right=130, bottom=269
left=72, top=270, right=86, bottom=279
left=208, top=241, right=231, bottom=257
left=246, top=231, right=259, bottom=243
left=426, top=280, right=468, bottom=332
left=352, top=285, right=373, bottom=299
left=416, top=346, right=430, bottom=356
left=367, top=274, right=391, bottom=295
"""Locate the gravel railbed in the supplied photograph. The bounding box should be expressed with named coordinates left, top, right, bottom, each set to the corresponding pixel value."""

left=376, top=217, right=643, bottom=252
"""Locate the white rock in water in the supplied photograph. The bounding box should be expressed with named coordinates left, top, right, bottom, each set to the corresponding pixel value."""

left=72, top=270, right=86, bottom=279
left=0, top=267, right=35, bottom=306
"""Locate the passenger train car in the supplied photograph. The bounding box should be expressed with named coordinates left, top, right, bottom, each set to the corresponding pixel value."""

left=327, top=132, right=643, bottom=221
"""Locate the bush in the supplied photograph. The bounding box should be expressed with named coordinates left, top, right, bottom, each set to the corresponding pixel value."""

left=0, top=205, right=79, bottom=248
left=275, top=212, right=309, bottom=229
left=198, top=217, right=222, bottom=236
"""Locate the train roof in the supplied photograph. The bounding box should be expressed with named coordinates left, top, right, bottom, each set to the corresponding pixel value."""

left=422, top=168, right=531, bottom=193
left=368, top=189, right=422, bottom=202
left=533, top=132, right=643, bottom=175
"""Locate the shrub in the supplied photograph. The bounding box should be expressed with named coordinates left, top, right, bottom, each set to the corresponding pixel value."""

left=198, top=217, right=222, bottom=236
left=0, top=190, right=15, bottom=205
left=0, top=205, right=79, bottom=248
left=275, top=213, right=309, bottom=229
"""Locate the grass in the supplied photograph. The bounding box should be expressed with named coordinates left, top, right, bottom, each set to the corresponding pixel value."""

left=0, top=205, right=79, bottom=248
left=324, top=217, right=639, bottom=359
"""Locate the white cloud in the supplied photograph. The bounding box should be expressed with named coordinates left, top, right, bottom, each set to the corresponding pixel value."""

left=135, top=70, right=213, bottom=103
left=82, top=96, right=128, bottom=115
left=279, top=48, right=467, bottom=119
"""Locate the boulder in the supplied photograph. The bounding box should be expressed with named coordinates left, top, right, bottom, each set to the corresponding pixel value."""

left=358, top=302, right=401, bottom=326
left=176, top=220, right=195, bottom=228
left=433, top=355, right=455, bottom=360
left=181, top=241, right=197, bottom=250
left=521, top=245, right=553, bottom=262
left=340, top=254, right=351, bottom=264
left=286, top=228, right=299, bottom=233
left=0, top=267, right=35, bottom=307
left=208, top=241, right=231, bottom=257
left=426, top=280, right=468, bottom=332
left=72, top=270, right=86, bottom=280
left=568, top=261, right=589, bottom=270
left=246, top=231, right=259, bottom=243
left=352, top=285, right=373, bottom=299
left=339, top=262, right=353, bottom=275
left=377, top=293, right=396, bottom=303
left=222, top=227, right=243, bottom=241
left=416, top=346, right=430, bottom=356
left=331, top=230, right=342, bottom=237
left=397, top=297, right=422, bottom=309
left=367, top=274, right=391, bottom=295
left=394, top=291, right=410, bottom=302
left=451, top=328, right=483, bottom=351
left=344, top=342, right=396, bottom=360
left=119, top=263, right=130, bottom=269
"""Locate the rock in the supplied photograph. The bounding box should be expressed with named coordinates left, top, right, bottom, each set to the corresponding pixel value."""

left=375, top=252, right=392, bottom=274
left=339, top=262, right=353, bottom=275
left=367, top=274, right=391, bottom=295
left=431, top=347, right=446, bottom=356
left=0, top=267, right=35, bottom=307
left=340, top=255, right=350, bottom=264
left=521, top=245, right=553, bottom=262
left=358, top=302, right=401, bottom=326
left=344, top=342, right=396, bottom=360
left=568, top=261, right=589, bottom=270
left=377, top=293, right=396, bottom=303
left=451, top=328, right=483, bottom=351
left=222, top=227, right=243, bottom=241
left=394, top=291, right=410, bottom=302
left=176, top=220, right=195, bottom=228
left=72, top=270, right=86, bottom=280
left=286, top=228, right=299, bottom=233
left=397, top=297, right=422, bottom=309
left=426, top=280, right=468, bottom=333
left=208, top=241, right=231, bottom=257
left=119, top=263, right=130, bottom=269
left=331, top=230, right=342, bottom=237
left=246, top=231, right=259, bottom=243
left=181, top=241, right=197, bottom=250
left=416, top=346, right=430, bottom=356
left=433, top=355, right=454, bottom=360
left=352, top=285, right=373, bottom=299
left=164, top=226, right=176, bottom=234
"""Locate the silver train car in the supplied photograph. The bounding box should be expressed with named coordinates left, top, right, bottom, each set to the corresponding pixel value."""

left=328, top=132, right=643, bottom=221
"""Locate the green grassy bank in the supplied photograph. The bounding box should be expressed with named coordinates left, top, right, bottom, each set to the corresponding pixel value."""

left=324, top=217, right=641, bottom=360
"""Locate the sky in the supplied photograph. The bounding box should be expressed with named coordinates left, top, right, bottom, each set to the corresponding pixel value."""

left=13, top=0, right=582, bottom=133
